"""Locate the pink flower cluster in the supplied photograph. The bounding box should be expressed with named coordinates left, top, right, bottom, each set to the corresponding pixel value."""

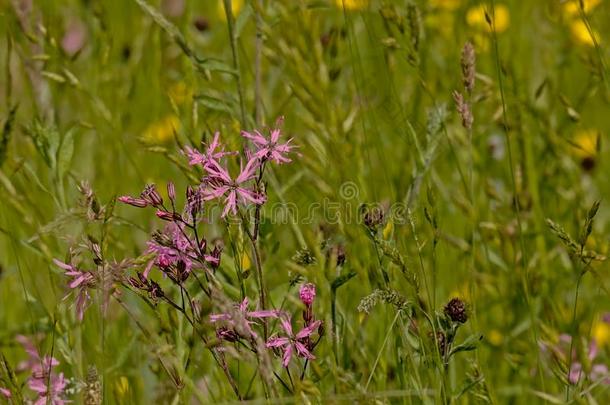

left=16, top=335, right=68, bottom=405
left=186, top=117, right=295, bottom=217
left=115, top=118, right=295, bottom=283
left=541, top=315, right=610, bottom=387
left=559, top=330, right=610, bottom=385
left=210, top=283, right=323, bottom=368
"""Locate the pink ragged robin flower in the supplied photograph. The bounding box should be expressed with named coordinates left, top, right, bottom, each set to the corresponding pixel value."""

left=241, top=116, right=296, bottom=164
left=185, top=132, right=235, bottom=169
left=16, top=335, right=68, bottom=405
left=202, top=156, right=266, bottom=217
left=210, top=297, right=281, bottom=339
left=53, top=259, right=95, bottom=321
left=266, top=317, right=322, bottom=367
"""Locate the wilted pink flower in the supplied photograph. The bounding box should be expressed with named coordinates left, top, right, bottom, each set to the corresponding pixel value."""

left=53, top=259, right=95, bottom=321
left=241, top=117, right=296, bottom=164
left=202, top=157, right=265, bottom=217
left=185, top=132, right=234, bottom=169
left=16, top=335, right=68, bottom=405
left=299, top=283, right=316, bottom=306
left=266, top=317, right=322, bottom=367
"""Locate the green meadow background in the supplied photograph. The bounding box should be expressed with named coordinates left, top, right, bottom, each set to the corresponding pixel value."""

left=1, top=0, right=609, bottom=403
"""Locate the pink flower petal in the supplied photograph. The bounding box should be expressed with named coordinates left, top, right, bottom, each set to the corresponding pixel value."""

left=296, top=320, right=321, bottom=340
left=280, top=317, right=293, bottom=336
left=266, top=336, right=290, bottom=348
left=282, top=344, right=294, bottom=367
left=295, top=341, right=315, bottom=360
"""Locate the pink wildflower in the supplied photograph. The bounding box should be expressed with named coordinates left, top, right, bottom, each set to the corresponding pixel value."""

left=299, top=283, right=316, bottom=307
left=266, top=317, right=322, bottom=367
left=53, top=259, right=95, bottom=321
left=16, top=335, right=68, bottom=405
left=210, top=297, right=281, bottom=339
left=202, top=157, right=265, bottom=217
left=241, top=117, right=295, bottom=164
left=144, top=222, right=218, bottom=279
left=556, top=335, right=610, bottom=385
left=185, top=132, right=234, bottom=169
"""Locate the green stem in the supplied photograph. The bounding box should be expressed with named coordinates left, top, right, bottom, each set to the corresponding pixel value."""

left=223, top=0, right=248, bottom=128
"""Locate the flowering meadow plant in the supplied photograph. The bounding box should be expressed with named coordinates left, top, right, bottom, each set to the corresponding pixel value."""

left=3, top=0, right=610, bottom=403
left=40, top=119, right=330, bottom=401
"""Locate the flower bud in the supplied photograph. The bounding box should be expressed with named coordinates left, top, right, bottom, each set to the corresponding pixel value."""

left=444, top=297, right=468, bottom=324
left=167, top=181, right=176, bottom=202
left=118, top=196, right=148, bottom=208
left=141, top=184, right=163, bottom=207
left=217, top=327, right=239, bottom=343
left=156, top=210, right=174, bottom=221
left=299, top=283, right=316, bottom=307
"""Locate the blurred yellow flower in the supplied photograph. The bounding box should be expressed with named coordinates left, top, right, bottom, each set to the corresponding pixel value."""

left=466, top=4, right=510, bottom=33
left=571, top=129, right=599, bottom=159
left=334, top=0, right=369, bottom=10
left=141, top=115, right=180, bottom=144
left=430, top=0, right=462, bottom=11
left=593, top=317, right=610, bottom=346
left=217, top=0, right=244, bottom=20
left=488, top=329, right=503, bottom=346
left=168, top=81, right=192, bottom=105
left=562, top=0, right=602, bottom=17
left=569, top=19, right=600, bottom=46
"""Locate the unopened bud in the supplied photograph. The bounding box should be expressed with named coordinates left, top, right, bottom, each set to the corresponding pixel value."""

left=167, top=182, right=176, bottom=202
left=141, top=184, right=163, bottom=207
left=118, top=196, right=148, bottom=208
left=156, top=210, right=174, bottom=221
